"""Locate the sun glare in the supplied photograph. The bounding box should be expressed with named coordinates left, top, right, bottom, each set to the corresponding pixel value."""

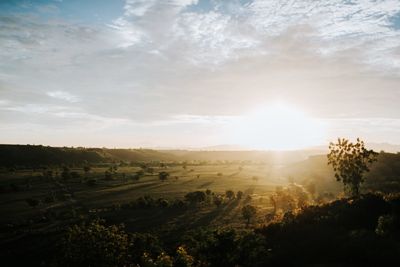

left=231, top=103, right=326, bottom=150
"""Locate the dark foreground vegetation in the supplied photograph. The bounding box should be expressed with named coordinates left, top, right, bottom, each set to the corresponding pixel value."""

left=2, top=193, right=399, bottom=266
left=0, top=141, right=399, bottom=266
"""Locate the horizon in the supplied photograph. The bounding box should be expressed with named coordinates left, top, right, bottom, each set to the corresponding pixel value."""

left=1, top=141, right=400, bottom=154
left=1, top=1, right=400, bottom=149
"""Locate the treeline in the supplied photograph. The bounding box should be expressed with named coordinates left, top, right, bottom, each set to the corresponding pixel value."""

left=0, top=144, right=325, bottom=168
left=0, top=145, right=176, bottom=168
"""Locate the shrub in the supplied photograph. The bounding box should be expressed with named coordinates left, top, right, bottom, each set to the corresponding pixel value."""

left=185, top=191, right=206, bottom=204
left=62, top=220, right=130, bottom=267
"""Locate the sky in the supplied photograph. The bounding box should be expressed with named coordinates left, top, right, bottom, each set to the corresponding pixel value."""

left=0, top=0, right=400, bottom=149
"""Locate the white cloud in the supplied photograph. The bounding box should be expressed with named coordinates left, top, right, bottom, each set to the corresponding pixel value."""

left=106, top=0, right=400, bottom=70
left=1, top=0, right=400, bottom=147
left=47, top=91, right=80, bottom=103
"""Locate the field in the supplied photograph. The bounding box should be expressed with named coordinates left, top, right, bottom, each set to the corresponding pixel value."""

left=1, top=147, right=400, bottom=266
left=0, top=163, right=288, bottom=242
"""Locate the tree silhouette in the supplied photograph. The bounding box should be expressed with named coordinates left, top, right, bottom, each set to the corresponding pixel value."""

left=328, top=137, right=378, bottom=197
left=225, top=190, right=235, bottom=200
left=185, top=191, right=206, bottom=204
left=62, top=220, right=130, bottom=267
left=159, top=171, right=170, bottom=182
left=242, top=204, right=257, bottom=226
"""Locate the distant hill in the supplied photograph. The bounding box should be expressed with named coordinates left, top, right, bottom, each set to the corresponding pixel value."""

left=0, top=145, right=178, bottom=167
left=166, top=149, right=324, bottom=164
left=0, top=144, right=328, bottom=168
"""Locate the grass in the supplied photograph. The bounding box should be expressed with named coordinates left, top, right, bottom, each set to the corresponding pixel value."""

left=0, top=164, right=284, bottom=232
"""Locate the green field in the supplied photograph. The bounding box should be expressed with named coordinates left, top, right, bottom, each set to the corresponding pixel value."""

left=0, top=164, right=288, bottom=235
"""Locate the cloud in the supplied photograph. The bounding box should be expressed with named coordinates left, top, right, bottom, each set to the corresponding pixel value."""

left=106, top=0, right=400, bottom=69
left=47, top=91, right=80, bottom=103
left=0, top=0, right=400, bottom=147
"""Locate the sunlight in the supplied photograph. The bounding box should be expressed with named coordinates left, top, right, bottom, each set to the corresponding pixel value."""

left=231, top=103, right=326, bottom=150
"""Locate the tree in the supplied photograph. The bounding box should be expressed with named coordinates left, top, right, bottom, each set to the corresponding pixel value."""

left=159, top=171, right=170, bottom=182
left=236, top=191, right=243, bottom=200
left=213, top=195, right=223, bottom=207
left=62, top=220, right=130, bottom=267
left=185, top=191, right=206, bottom=204
left=242, top=205, right=257, bottom=226
left=225, top=190, right=235, bottom=200
left=174, top=246, right=194, bottom=267
left=328, top=138, right=378, bottom=197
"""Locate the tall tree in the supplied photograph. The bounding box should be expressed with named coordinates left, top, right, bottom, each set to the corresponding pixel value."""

left=327, top=138, right=378, bottom=197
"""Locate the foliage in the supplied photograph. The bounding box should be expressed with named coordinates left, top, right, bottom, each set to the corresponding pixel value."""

left=159, top=171, right=170, bottom=182
left=174, top=246, right=194, bottom=267
left=242, top=204, right=257, bottom=226
left=185, top=191, right=206, bottom=204
left=328, top=138, right=378, bottom=196
left=375, top=215, right=396, bottom=236
left=62, top=220, right=130, bottom=267
left=225, top=190, right=235, bottom=200
left=213, top=195, right=223, bottom=207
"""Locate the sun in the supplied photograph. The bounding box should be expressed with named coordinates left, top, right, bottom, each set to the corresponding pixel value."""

left=231, top=103, right=326, bottom=150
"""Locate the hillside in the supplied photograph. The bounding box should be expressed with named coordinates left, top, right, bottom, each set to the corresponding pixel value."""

left=0, top=145, right=178, bottom=167
left=0, top=145, right=326, bottom=168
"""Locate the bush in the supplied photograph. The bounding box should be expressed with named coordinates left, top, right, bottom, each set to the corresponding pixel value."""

left=62, top=220, right=130, bottom=267
left=185, top=191, right=206, bottom=204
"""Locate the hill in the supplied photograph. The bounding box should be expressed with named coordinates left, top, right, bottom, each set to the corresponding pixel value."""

left=0, top=145, right=178, bottom=167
